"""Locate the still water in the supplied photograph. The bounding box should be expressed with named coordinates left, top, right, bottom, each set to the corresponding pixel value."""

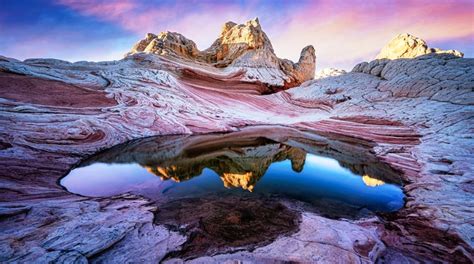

left=61, top=131, right=405, bottom=215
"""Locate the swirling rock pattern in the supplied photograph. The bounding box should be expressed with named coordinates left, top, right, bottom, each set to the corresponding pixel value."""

left=0, top=26, right=473, bottom=263
left=128, top=18, right=316, bottom=90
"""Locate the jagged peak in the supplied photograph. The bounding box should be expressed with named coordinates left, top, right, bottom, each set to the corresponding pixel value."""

left=246, top=17, right=261, bottom=28
left=214, top=17, right=272, bottom=51
left=298, top=45, right=316, bottom=65
left=127, top=18, right=277, bottom=63
left=145, top=33, right=157, bottom=40
left=220, top=21, right=237, bottom=36
left=126, top=18, right=316, bottom=87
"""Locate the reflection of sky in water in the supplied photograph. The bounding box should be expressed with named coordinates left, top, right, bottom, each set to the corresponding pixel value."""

left=61, top=154, right=404, bottom=212
left=260, top=155, right=405, bottom=212
left=61, top=163, right=157, bottom=197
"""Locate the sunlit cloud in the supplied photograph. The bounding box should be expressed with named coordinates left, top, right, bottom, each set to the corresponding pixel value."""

left=269, top=0, right=474, bottom=69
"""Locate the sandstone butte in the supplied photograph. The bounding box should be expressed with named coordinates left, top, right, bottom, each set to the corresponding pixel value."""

left=0, top=18, right=473, bottom=263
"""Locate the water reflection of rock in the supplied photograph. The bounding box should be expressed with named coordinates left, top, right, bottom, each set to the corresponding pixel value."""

left=79, top=127, right=402, bottom=190
left=143, top=143, right=306, bottom=191
left=70, top=127, right=405, bottom=260
left=362, top=175, right=386, bottom=187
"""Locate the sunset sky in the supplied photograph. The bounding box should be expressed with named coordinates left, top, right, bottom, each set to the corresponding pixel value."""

left=1, top=0, right=473, bottom=70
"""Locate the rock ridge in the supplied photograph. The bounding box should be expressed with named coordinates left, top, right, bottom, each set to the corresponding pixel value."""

left=127, top=18, right=316, bottom=89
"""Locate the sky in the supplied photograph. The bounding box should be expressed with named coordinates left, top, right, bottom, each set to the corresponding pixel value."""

left=1, top=0, right=473, bottom=70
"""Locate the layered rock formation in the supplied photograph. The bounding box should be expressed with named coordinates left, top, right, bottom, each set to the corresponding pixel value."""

left=128, top=18, right=316, bottom=90
left=0, top=20, right=473, bottom=263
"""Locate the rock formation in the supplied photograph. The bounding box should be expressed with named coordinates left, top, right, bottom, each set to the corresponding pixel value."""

left=376, top=33, right=463, bottom=60
left=139, top=32, right=199, bottom=59
left=0, top=23, right=473, bottom=264
left=204, top=18, right=275, bottom=65
left=352, top=33, right=465, bottom=77
left=127, top=18, right=316, bottom=90
left=315, top=68, right=346, bottom=79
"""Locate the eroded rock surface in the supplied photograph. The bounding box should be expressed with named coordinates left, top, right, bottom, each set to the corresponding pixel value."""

left=0, top=26, right=473, bottom=263
left=128, top=18, right=316, bottom=90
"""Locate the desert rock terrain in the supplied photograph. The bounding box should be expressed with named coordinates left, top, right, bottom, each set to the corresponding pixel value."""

left=0, top=19, right=472, bottom=263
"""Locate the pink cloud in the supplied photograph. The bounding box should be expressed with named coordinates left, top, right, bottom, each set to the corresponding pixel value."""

left=54, top=0, right=474, bottom=69
left=57, top=0, right=136, bottom=17
left=57, top=0, right=173, bottom=33
left=55, top=0, right=245, bottom=36
left=268, top=0, right=474, bottom=69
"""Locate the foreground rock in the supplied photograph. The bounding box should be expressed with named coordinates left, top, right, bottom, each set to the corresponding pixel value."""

left=0, top=25, right=473, bottom=263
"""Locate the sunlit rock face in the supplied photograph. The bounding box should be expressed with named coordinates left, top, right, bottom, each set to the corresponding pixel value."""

left=352, top=33, right=467, bottom=79
left=142, top=32, right=199, bottom=59
left=127, top=18, right=274, bottom=63
left=127, top=18, right=316, bottom=89
left=376, top=33, right=463, bottom=60
left=205, top=18, right=274, bottom=65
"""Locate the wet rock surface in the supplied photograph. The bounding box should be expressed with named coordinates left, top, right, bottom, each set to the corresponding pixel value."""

left=0, top=22, right=473, bottom=263
left=156, top=196, right=301, bottom=261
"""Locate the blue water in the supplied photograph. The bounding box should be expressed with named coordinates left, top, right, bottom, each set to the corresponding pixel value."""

left=61, top=153, right=404, bottom=213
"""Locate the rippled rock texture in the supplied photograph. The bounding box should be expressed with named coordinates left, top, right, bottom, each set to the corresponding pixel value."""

left=0, top=19, right=473, bottom=263
left=128, top=18, right=316, bottom=90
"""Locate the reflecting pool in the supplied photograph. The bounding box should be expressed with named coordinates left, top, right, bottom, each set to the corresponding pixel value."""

left=61, top=129, right=405, bottom=216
